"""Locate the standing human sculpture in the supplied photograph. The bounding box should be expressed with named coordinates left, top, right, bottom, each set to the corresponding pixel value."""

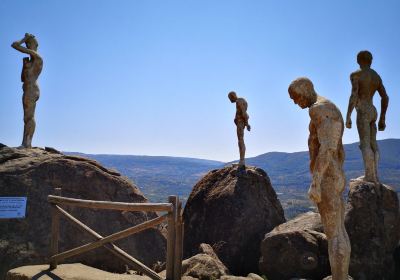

left=345, top=50, right=389, bottom=183
left=228, top=91, right=251, bottom=167
left=289, top=78, right=351, bottom=280
left=11, top=33, right=43, bottom=149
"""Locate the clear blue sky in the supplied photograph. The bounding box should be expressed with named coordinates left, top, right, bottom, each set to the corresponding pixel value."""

left=1, top=0, right=399, bottom=162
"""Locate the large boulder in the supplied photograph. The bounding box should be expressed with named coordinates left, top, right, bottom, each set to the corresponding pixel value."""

left=345, top=178, right=400, bottom=280
left=259, top=212, right=330, bottom=280
left=183, top=165, right=285, bottom=275
left=0, top=145, right=166, bottom=279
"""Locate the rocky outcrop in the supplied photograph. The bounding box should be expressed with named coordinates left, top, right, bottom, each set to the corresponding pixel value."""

left=0, top=145, right=166, bottom=279
left=160, top=243, right=262, bottom=280
left=259, top=212, right=330, bottom=280
left=180, top=243, right=229, bottom=280
left=183, top=165, right=285, bottom=275
left=260, top=178, right=400, bottom=280
left=345, top=178, right=400, bottom=280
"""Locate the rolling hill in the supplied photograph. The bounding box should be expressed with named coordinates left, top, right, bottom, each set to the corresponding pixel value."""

left=65, top=153, right=224, bottom=202
left=67, top=138, right=400, bottom=218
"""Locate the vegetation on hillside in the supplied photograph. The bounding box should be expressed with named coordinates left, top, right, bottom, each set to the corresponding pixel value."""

left=68, top=139, right=400, bottom=219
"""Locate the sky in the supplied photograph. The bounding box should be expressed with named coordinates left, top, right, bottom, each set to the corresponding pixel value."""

left=1, top=0, right=399, bottom=162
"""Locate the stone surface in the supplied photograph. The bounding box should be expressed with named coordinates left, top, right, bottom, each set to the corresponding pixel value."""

left=259, top=212, right=330, bottom=280
left=180, top=253, right=229, bottom=279
left=0, top=145, right=166, bottom=279
left=182, top=243, right=229, bottom=279
left=228, top=91, right=251, bottom=167
left=183, top=165, right=285, bottom=275
left=221, top=273, right=264, bottom=280
left=345, top=50, right=389, bottom=183
left=6, top=263, right=150, bottom=280
left=289, top=77, right=351, bottom=279
left=345, top=178, right=400, bottom=279
left=159, top=243, right=229, bottom=280
left=11, top=33, right=43, bottom=149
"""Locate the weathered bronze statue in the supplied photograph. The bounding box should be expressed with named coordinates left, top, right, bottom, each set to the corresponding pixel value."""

left=12, top=33, right=43, bottom=148
left=346, top=50, right=389, bottom=183
left=228, top=91, right=251, bottom=167
left=289, top=78, right=351, bottom=280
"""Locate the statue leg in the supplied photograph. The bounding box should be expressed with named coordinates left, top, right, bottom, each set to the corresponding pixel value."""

left=319, top=178, right=351, bottom=280
left=356, top=114, right=376, bottom=182
left=21, top=101, right=36, bottom=148
left=370, top=120, right=379, bottom=182
left=237, top=123, right=245, bottom=166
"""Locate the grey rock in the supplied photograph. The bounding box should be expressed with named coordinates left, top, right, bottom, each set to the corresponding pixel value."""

left=0, top=145, right=166, bottom=279
left=183, top=165, right=285, bottom=275
left=345, top=178, right=400, bottom=280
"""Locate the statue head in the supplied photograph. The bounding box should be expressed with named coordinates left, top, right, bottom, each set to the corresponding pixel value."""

left=25, top=34, right=38, bottom=51
left=228, top=91, right=237, bottom=103
left=357, top=50, right=372, bottom=67
left=288, top=77, right=317, bottom=109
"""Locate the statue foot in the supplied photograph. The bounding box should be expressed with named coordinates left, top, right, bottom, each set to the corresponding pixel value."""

left=233, top=164, right=247, bottom=177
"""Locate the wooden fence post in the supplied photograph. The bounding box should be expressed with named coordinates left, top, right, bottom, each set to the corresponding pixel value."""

left=50, top=188, right=61, bottom=269
left=166, top=195, right=177, bottom=280
left=174, top=199, right=183, bottom=280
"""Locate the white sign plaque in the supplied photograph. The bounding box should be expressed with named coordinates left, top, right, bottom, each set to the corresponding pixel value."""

left=0, top=197, right=27, bottom=219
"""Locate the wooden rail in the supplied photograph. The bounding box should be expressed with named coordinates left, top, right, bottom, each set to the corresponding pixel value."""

left=48, top=188, right=183, bottom=280
left=48, top=195, right=173, bottom=212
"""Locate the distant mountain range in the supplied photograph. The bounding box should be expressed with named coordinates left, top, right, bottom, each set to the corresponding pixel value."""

left=244, top=138, right=400, bottom=190
left=67, top=138, right=400, bottom=219
left=65, top=153, right=223, bottom=202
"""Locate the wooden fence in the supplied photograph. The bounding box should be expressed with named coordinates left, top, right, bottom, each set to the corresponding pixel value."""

left=48, top=188, right=183, bottom=280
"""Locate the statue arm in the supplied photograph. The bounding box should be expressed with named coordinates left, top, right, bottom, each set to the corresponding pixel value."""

left=377, top=80, right=389, bottom=131
left=346, top=74, right=359, bottom=129
left=11, top=35, right=40, bottom=58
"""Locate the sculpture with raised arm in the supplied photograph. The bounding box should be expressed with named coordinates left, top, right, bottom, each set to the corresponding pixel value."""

left=228, top=91, right=251, bottom=167
left=346, top=51, right=389, bottom=183
left=289, top=78, right=351, bottom=280
left=11, top=33, right=43, bottom=148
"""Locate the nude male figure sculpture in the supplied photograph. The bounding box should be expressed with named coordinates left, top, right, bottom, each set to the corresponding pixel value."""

left=12, top=33, right=43, bottom=148
left=346, top=51, right=389, bottom=183
left=289, top=78, right=351, bottom=280
left=228, top=91, right=251, bottom=167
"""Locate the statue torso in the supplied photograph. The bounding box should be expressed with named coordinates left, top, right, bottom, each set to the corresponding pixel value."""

left=22, top=56, right=43, bottom=86
left=235, top=98, right=249, bottom=124
left=351, top=68, right=381, bottom=110
left=308, top=98, right=345, bottom=174
left=21, top=56, right=43, bottom=101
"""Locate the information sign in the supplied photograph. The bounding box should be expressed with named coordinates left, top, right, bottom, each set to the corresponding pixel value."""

left=0, top=197, right=27, bottom=218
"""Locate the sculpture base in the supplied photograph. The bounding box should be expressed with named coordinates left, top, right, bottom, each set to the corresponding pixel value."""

left=349, top=176, right=383, bottom=196
left=345, top=177, right=400, bottom=279
left=230, top=163, right=247, bottom=176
